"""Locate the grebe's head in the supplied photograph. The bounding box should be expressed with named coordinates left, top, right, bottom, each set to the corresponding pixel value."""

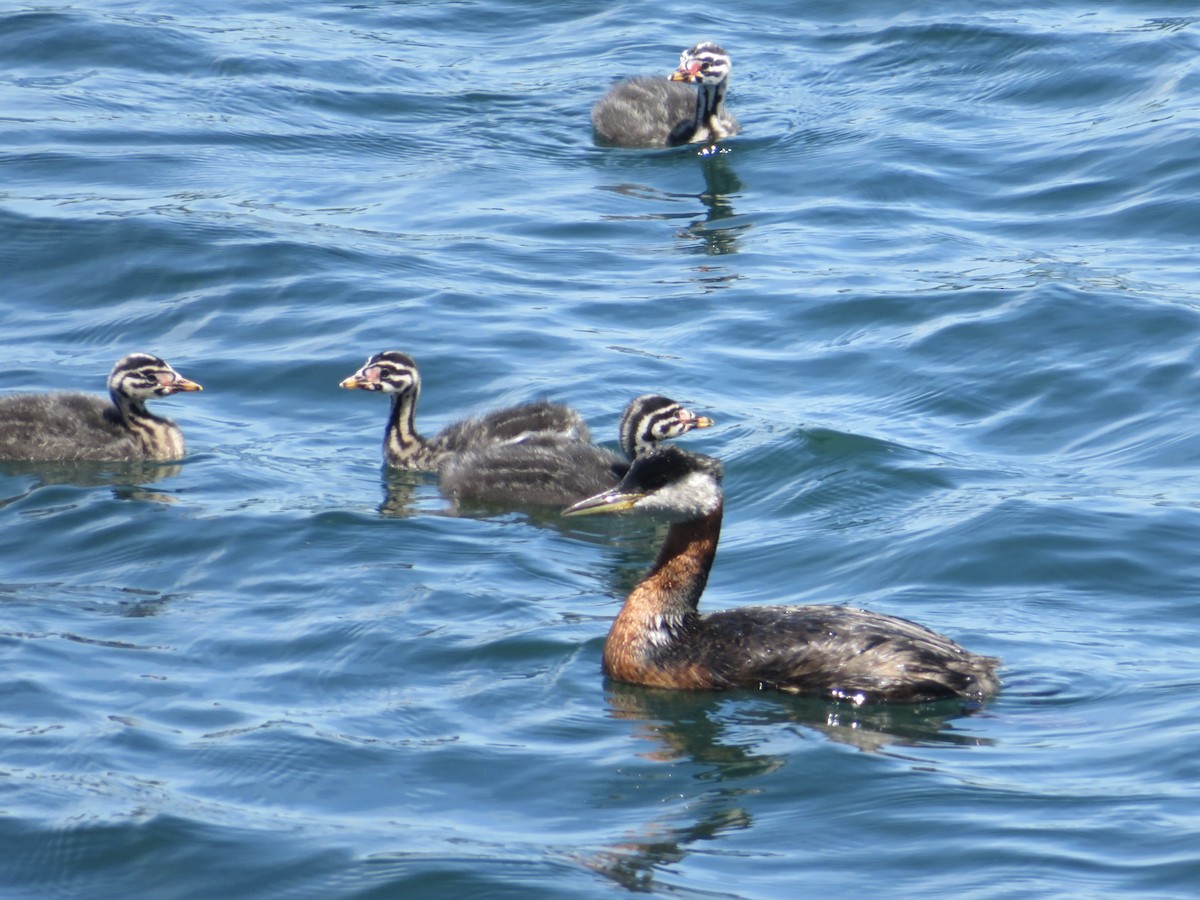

left=618, top=394, right=714, bottom=459
left=563, top=445, right=723, bottom=522
left=108, top=353, right=202, bottom=402
left=339, top=350, right=420, bottom=395
left=669, top=42, right=732, bottom=86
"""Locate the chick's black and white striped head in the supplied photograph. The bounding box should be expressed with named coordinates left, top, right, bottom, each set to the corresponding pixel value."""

left=339, top=350, right=421, bottom=395
left=619, top=394, right=714, bottom=459
left=670, top=42, right=732, bottom=86
left=564, top=445, right=724, bottom=523
left=107, top=353, right=203, bottom=402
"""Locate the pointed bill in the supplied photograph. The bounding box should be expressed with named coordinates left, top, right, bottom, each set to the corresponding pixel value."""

left=562, top=489, right=646, bottom=517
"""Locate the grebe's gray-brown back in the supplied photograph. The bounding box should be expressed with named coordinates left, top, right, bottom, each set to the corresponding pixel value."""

left=339, top=350, right=587, bottom=471
left=565, top=446, right=1001, bottom=703
left=439, top=394, right=713, bottom=507
left=592, top=42, right=740, bottom=148
left=0, top=353, right=203, bottom=462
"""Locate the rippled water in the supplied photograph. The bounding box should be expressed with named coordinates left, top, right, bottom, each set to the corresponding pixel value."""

left=3, top=1, right=1200, bottom=896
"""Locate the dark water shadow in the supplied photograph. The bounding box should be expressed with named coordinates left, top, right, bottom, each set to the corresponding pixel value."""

left=579, top=682, right=994, bottom=893
left=606, top=681, right=994, bottom=762
left=0, top=459, right=185, bottom=508
left=0, top=581, right=181, bottom=618
left=597, top=145, right=750, bottom=265
left=378, top=465, right=663, bottom=543
left=685, top=148, right=748, bottom=258
left=376, top=467, right=429, bottom=518
left=579, top=802, right=752, bottom=896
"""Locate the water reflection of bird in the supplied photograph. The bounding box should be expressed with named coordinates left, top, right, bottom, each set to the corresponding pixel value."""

left=0, top=353, right=202, bottom=462
left=439, top=394, right=713, bottom=507
left=566, top=446, right=1001, bottom=703
left=586, top=683, right=994, bottom=892
left=606, top=682, right=995, bottom=759
left=339, top=350, right=587, bottom=471
left=592, top=42, right=739, bottom=148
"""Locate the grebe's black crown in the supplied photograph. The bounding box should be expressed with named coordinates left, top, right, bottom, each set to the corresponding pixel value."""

left=365, top=350, right=419, bottom=372
left=115, top=352, right=168, bottom=371
left=620, top=445, right=723, bottom=493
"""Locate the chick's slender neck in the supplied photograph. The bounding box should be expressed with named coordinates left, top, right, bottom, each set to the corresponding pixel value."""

left=109, top=387, right=148, bottom=422
left=385, top=387, right=427, bottom=461
left=695, top=80, right=729, bottom=136
left=108, top=385, right=182, bottom=459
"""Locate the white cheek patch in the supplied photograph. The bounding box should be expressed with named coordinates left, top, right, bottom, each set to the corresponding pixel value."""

left=680, top=470, right=722, bottom=515
left=638, top=470, right=721, bottom=520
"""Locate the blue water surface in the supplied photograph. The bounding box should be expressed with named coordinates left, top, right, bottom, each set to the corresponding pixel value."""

left=3, top=1, right=1200, bottom=896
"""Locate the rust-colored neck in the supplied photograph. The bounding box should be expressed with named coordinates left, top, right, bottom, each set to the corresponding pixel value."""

left=639, top=507, right=722, bottom=612
left=602, top=506, right=723, bottom=689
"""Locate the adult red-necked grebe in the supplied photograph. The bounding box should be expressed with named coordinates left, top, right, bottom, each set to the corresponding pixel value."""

left=0, top=352, right=203, bottom=462
left=564, top=446, right=1001, bottom=703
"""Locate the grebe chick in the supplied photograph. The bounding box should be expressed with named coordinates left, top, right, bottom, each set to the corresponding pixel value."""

left=439, top=394, right=713, bottom=507
left=618, top=394, right=714, bottom=461
left=339, top=350, right=588, bottom=471
left=0, top=353, right=203, bottom=462
left=564, top=447, right=1000, bottom=703
left=592, top=42, right=740, bottom=148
